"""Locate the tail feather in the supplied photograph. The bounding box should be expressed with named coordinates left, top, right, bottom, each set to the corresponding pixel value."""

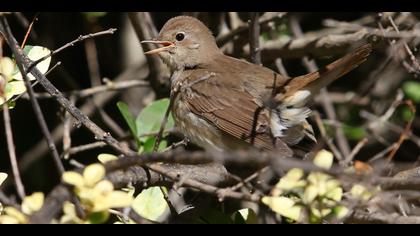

left=283, top=43, right=373, bottom=100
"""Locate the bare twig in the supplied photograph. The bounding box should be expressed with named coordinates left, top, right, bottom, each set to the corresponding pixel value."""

left=0, top=17, right=65, bottom=175
left=20, top=13, right=39, bottom=49
left=128, top=12, right=170, bottom=97
left=344, top=138, right=369, bottom=165
left=27, top=28, right=117, bottom=73
left=249, top=12, right=261, bottom=65
left=62, top=95, right=76, bottom=160
left=2, top=102, right=26, bottom=200
left=21, top=80, right=149, bottom=100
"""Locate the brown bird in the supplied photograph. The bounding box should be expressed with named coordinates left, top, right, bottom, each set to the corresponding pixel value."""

left=142, top=16, right=372, bottom=156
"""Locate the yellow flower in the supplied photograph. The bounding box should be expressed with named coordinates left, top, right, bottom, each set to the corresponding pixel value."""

left=0, top=192, right=44, bottom=224
left=62, top=164, right=133, bottom=214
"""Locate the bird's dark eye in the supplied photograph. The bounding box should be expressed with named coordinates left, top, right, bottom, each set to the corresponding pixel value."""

left=175, top=32, right=185, bottom=41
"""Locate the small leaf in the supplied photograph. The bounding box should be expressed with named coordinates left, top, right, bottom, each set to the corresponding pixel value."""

left=21, top=192, right=44, bottom=215
left=333, top=205, right=349, bottom=219
left=12, top=46, right=51, bottom=81
left=350, top=184, right=372, bottom=201
left=97, top=153, right=118, bottom=163
left=5, top=81, right=26, bottom=98
left=83, top=12, right=107, bottom=21
left=132, top=186, right=169, bottom=222
left=232, top=208, right=258, bottom=224
left=0, top=172, right=7, bottom=186
left=0, top=57, right=15, bottom=81
left=142, top=137, right=167, bottom=153
left=313, top=150, right=334, bottom=170
left=88, top=211, right=109, bottom=224
left=325, top=186, right=343, bottom=202
left=303, top=185, right=318, bottom=204
left=83, top=164, right=105, bottom=187
left=117, top=101, right=139, bottom=145
left=342, top=125, right=366, bottom=141
left=403, top=81, right=420, bottom=103
left=136, top=98, right=174, bottom=142
left=4, top=207, right=27, bottom=223
left=94, top=180, right=114, bottom=194
left=62, top=171, right=84, bottom=188
left=274, top=168, right=306, bottom=195
left=105, top=191, right=134, bottom=209
left=262, top=196, right=302, bottom=222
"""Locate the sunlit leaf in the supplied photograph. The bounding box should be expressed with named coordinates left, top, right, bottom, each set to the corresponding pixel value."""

left=0, top=173, right=7, bottom=186
left=132, top=186, right=169, bottom=222
left=274, top=168, right=306, bottom=195
left=94, top=180, right=114, bottom=194
left=4, top=207, right=27, bottom=223
left=83, top=164, right=105, bottom=187
left=262, top=196, right=302, bottom=222
left=0, top=57, right=15, bottom=81
left=62, top=171, right=84, bottom=188
left=333, top=205, right=349, bottom=219
left=21, top=192, right=44, bottom=215
left=350, top=184, right=372, bottom=201
left=97, top=153, right=118, bottom=163
left=313, top=150, right=334, bottom=170
left=12, top=46, right=51, bottom=81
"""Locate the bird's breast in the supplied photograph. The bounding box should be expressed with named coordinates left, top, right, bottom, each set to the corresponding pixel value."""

left=172, top=92, right=224, bottom=151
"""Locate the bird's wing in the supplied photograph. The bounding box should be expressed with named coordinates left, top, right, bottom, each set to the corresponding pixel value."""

left=178, top=68, right=290, bottom=153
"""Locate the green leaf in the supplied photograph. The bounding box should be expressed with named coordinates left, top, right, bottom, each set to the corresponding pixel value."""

left=88, top=211, right=109, bottom=224
left=342, top=125, right=366, bottom=141
left=199, top=210, right=233, bottom=224
left=0, top=81, right=26, bottom=105
left=403, top=81, right=420, bottom=103
left=136, top=98, right=174, bottom=142
left=117, top=102, right=139, bottom=145
left=83, top=12, right=107, bottom=21
left=142, top=137, right=167, bottom=153
left=12, top=46, right=51, bottom=81
left=132, top=186, right=169, bottom=222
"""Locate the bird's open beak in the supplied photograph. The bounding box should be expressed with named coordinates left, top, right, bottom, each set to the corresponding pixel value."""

left=140, top=40, right=175, bottom=55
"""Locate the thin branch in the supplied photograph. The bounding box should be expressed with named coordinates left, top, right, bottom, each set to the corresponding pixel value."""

left=20, top=13, right=39, bottom=49
left=249, top=12, right=261, bottom=65
left=25, top=79, right=149, bottom=100
left=62, top=95, right=76, bottom=160
left=128, top=12, right=170, bottom=97
left=0, top=17, right=65, bottom=175
left=2, top=102, right=26, bottom=200
left=27, top=28, right=117, bottom=73
left=344, top=138, right=369, bottom=165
